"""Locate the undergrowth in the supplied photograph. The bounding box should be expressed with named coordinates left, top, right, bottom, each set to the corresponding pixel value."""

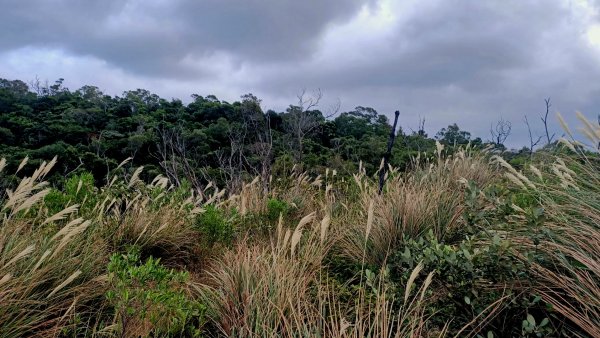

left=0, top=116, right=599, bottom=337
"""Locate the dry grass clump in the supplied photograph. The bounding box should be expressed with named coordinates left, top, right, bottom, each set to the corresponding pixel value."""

left=94, top=168, right=218, bottom=266
left=224, top=176, right=266, bottom=216
left=296, top=265, right=440, bottom=338
left=221, top=168, right=324, bottom=215
left=100, top=192, right=199, bottom=263
left=272, top=167, right=327, bottom=215
left=200, top=164, right=446, bottom=337
left=199, top=212, right=330, bottom=336
left=521, top=158, right=600, bottom=337
left=0, top=161, right=210, bottom=336
left=199, top=208, right=440, bottom=338
left=498, top=114, right=600, bottom=337
left=0, top=158, right=107, bottom=337
left=340, top=149, right=495, bottom=266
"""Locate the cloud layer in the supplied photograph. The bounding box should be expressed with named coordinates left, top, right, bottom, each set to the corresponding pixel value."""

left=2, top=0, right=600, bottom=146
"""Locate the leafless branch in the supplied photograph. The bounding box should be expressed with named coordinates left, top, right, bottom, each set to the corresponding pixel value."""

left=153, top=126, right=203, bottom=191
left=490, top=118, right=512, bottom=146
left=524, top=115, right=542, bottom=157
left=285, top=89, right=325, bottom=162
left=540, top=97, right=555, bottom=145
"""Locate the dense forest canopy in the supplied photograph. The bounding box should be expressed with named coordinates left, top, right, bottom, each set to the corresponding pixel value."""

left=0, top=77, right=522, bottom=189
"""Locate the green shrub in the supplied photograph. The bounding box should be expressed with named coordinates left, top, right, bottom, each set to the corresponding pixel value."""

left=195, top=205, right=233, bottom=244
left=389, top=231, right=534, bottom=335
left=266, top=198, right=290, bottom=221
left=106, top=248, right=205, bottom=337
left=44, top=171, right=96, bottom=215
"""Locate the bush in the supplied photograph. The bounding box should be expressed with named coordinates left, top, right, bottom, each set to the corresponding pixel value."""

left=266, top=198, right=290, bottom=221
left=44, top=171, right=97, bottom=215
left=388, top=231, right=536, bottom=336
left=106, top=248, right=205, bottom=337
left=195, top=205, right=233, bottom=244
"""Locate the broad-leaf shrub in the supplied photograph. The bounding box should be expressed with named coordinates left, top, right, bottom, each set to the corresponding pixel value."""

left=195, top=205, right=233, bottom=244
left=266, top=198, right=290, bottom=221
left=106, top=248, right=205, bottom=337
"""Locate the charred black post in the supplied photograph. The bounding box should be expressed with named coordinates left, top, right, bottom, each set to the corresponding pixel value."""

left=378, top=110, right=400, bottom=194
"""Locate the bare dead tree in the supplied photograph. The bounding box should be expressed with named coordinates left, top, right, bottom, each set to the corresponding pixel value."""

left=284, top=89, right=337, bottom=163
left=213, top=122, right=250, bottom=193
left=405, top=117, right=427, bottom=153
left=215, top=149, right=242, bottom=193
left=327, top=97, right=342, bottom=119
left=155, top=127, right=181, bottom=186
left=153, top=126, right=202, bottom=191
left=524, top=115, right=542, bottom=157
left=540, top=97, right=555, bottom=145
left=29, top=76, right=49, bottom=96
left=490, top=118, right=512, bottom=146
left=240, top=94, right=273, bottom=191
left=198, top=93, right=275, bottom=193
left=299, top=88, right=322, bottom=111
left=64, top=157, right=85, bottom=177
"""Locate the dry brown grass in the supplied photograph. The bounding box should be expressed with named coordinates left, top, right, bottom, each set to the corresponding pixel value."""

left=198, top=207, right=440, bottom=337
left=528, top=168, right=600, bottom=337
left=220, top=167, right=325, bottom=219
left=296, top=265, right=442, bottom=338
left=6, top=136, right=600, bottom=337
left=0, top=158, right=108, bottom=337
left=339, top=149, right=495, bottom=266
left=198, top=211, right=331, bottom=337
left=0, top=162, right=210, bottom=337
left=499, top=114, right=600, bottom=337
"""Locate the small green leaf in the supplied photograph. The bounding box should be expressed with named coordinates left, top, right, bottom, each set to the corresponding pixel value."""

left=527, top=314, right=536, bottom=326
left=464, top=296, right=471, bottom=305
left=533, top=207, right=544, bottom=218
left=492, top=234, right=501, bottom=246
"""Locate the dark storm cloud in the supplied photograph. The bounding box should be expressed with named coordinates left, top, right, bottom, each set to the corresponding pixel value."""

left=253, top=0, right=600, bottom=144
left=0, top=0, right=373, bottom=78
left=264, top=1, right=591, bottom=92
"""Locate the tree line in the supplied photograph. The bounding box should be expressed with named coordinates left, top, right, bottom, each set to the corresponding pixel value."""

left=0, top=77, right=528, bottom=190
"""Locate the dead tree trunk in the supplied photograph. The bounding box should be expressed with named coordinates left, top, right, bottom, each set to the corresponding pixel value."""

left=378, top=110, right=400, bottom=194
left=541, top=97, right=554, bottom=145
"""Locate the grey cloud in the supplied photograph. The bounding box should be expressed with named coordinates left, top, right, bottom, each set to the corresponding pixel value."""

left=251, top=0, right=600, bottom=145
left=264, top=1, right=577, bottom=91
left=0, top=0, right=372, bottom=78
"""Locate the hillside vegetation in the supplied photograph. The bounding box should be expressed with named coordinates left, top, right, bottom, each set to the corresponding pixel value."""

left=1, top=78, right=599, bottom=337
left=0, top=77, right=493, bottom=190
left=1, top=139, right=599, bottom=337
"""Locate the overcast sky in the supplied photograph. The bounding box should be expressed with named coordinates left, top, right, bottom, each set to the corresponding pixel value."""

left=2, top=0, right=600, bottom=147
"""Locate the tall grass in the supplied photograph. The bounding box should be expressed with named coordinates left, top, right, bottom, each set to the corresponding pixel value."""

left=523, top=158, right=600, bottom=336
left=339, top=149, right=495, bottom=266
left=198, top=209, right=440, bottom=337
left=198, top=209, right=329, bottom=336
left=0, top=161, right=210, bottom=336
left=3, top=122, right=600, bottom=337
left=0, top=158, right=107, bottom=337
left=496, top=113, right=600, bottom=337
